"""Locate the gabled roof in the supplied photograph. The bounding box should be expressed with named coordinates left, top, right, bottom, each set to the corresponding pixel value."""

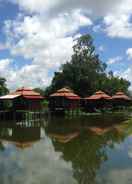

left=85, top=90, right=111, bottom=100
left=11, top=87, right=41, bottom=96
left=50, top=87, right=80, bottom=99
left=112, top=91, right=131, bottom=100
left=0, top=87, right=44, bottom=100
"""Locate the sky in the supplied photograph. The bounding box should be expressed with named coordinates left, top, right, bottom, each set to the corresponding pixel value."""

left=0, top=0, right=132, bottom=90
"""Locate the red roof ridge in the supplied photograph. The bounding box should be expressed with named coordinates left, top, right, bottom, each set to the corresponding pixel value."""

left=57, top=87, right=73, bottom=93
left=50, top=87, right=80, bottom=99
left=85, top=90, right=111, bottom=100
left=95, top=90, right=106, bottom=95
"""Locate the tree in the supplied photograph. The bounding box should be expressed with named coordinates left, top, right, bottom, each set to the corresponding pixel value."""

left=94, top=71, right=130, bottom=95
left=33, top=88, right=45, bottom=96
left=0, top=77, right=9, bottom=96
left=46, top=34, right=130, bottom=97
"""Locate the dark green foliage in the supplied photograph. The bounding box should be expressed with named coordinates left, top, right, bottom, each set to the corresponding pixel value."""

left=33, top=88, right=45, bottom=96
left=95, top=71, right=130, bottom=96
left=0, top=77, right=9, bottom=109
left=0, top=77, right=9, bottom=96
left=46, top=34, right=130, bottom=97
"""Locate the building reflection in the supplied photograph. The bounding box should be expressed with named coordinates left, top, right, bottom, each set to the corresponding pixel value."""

left=0, top=112, right=131, bottom=183
left=48, top=132, right=80, bottom=143
left=46, top=116, right=131, bottom=184
left=0, top=120, right=41, bottom=149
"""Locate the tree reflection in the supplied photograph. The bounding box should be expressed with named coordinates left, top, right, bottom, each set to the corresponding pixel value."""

left=47, top=120, right=131, bottom=184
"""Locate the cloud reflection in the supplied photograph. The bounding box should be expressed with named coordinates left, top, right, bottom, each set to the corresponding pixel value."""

left=0, top=136, right=77, bottom=184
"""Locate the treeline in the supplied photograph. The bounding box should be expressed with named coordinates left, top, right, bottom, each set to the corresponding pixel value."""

left=45, top=34, right=130, bottom=97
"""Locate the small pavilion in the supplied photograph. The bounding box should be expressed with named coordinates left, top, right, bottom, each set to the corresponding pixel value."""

left=49, top=87, right=80, bottom=112
left=84, top=91, right=112, bottom=112
left=112, top=91, right=131, bottom=108
left=0, top=87, right=44, bottom=111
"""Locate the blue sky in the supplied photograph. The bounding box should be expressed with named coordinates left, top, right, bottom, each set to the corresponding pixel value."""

left=0, top=0, right=132, bottom=90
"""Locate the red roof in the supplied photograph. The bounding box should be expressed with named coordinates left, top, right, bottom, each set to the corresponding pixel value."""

left=50, top=87, right=80, bottom=100
left=11, top=87, right=41, bottom=96
left=66, top=96, right=80, bottom=100
left=85, top=90, right=112, bottom=100
left=0, top=87, right=44, bottom=100
left=23, top=95, right=44, bottom=99
left=112, top=91, right=131, bottom=100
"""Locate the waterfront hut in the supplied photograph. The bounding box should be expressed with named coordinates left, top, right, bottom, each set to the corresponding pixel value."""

left=0, top=87, right=44, bottom=111
left=112, top=91, right=131, bottom=108
left=84, top=91, right=112, bottom=112
left=49, top=87, right=80, bottom=113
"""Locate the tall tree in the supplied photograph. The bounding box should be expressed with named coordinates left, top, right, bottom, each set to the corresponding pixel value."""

left=46, top=34, right=130, bottom=97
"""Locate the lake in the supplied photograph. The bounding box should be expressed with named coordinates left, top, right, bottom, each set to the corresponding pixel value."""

left=0, top=112, right=132, bottom=184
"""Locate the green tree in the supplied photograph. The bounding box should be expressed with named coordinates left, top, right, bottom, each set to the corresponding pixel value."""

left=33, top=88, right=45, bottom=96
left=46, top=34, right=130, bottom=97
left=95, top=71, right=130, bottom=95
left=0, top=77, right=9, bottom=96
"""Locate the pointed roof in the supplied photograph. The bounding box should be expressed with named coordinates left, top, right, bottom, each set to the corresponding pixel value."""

left=57, top=88, right=72, bottom=93
left=11, top=87, right=41, bottom=96
left=50, top=87, right=80, bottom=100
left=0, top=87, right=44, bottom=100
left=85, top=90, right=111, bottom=100
left=112, top=91, right=131, bottom=100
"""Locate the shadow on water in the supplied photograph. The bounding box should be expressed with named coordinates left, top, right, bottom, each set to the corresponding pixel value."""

left=0, top=111, right=131, bottom=183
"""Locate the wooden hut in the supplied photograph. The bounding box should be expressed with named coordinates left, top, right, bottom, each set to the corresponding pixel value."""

left=84, top=91, right=112, bottom=112
left=112, top=91, right=131, bottom=109
left=0, top=87, right=44, bottom=111
left=49, top=87, right=80, bottom=113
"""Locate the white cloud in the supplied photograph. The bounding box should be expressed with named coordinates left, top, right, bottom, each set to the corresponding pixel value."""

left=9, top=65, right=51, bottom=89
left=107, top=56, right=122, bottom=65
left=11, top=0, right=123, bottom=17
left=126, top=48, right=132, bottom=59
left=103, top=0, right=132, bottom=38
left=0, top=59, right=11, bottom=70
left=119, top=67, right=132, bottom=89
left=9, top=0, right=132, bottom=39
left=0, top=59, right=14, bottom=80
left=2, top=9, right=92, bottom=89
left=2, top=0, right=132, bottom=89
left=10, top=0, right=60, bottom=14
left=104, top=14, right=132, bottom=38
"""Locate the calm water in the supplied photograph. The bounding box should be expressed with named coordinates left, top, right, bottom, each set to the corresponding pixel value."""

left=0, top=113, right=132, bottom=184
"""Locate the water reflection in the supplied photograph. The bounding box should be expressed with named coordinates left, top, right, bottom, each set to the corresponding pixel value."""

left=0, top=120, right=41, bottom=150
left=46, top=114, right=131, bottom=184
left=0, top=112, right=131, bottom=183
